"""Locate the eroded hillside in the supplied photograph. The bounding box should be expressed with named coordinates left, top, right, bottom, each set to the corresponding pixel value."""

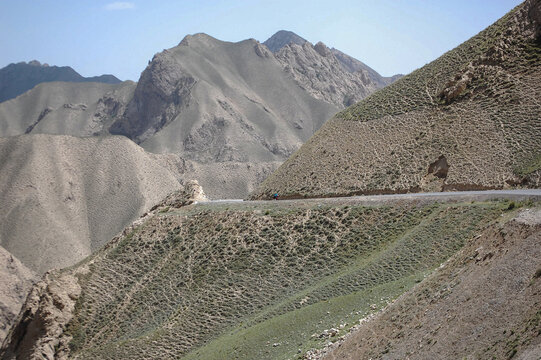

left=1, top=196, right=518, bottom=359
left=323, top=207, right=541, bottom=360
left=107, top=32, right=398, bottom=198
left=253, top=0, right=541, bottom=200
left=0, top=80, right=135, bottom=137
left=108, top=33, right=339, bottom=198
left=0, top=134, right=184, bottom=274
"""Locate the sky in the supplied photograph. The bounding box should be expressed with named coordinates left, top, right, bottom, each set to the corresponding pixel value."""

left=0, top=0, right=523, bottom=81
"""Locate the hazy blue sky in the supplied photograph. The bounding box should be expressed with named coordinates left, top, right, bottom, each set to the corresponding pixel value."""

left=0, top=0, right=523, bottom=81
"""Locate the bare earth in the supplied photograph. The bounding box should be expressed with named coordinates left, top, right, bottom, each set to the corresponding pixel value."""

left=0, top=134, right=183, bottom=274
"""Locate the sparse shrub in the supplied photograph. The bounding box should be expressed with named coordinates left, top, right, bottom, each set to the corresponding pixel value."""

left=534, top=267, right=541, bottom=279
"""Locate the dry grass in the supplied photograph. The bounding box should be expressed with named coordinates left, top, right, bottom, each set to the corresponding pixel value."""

left=57, top=199, right=510, bottom=359
left=325, top=206, right=541, bottom=360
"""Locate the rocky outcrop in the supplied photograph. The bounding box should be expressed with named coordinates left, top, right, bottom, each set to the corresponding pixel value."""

left=274, top=41, right=378, bottom=108
left=183, top=179, right=208, bottom=203
left=153, top=179, right=208, bottom=209
left=0, top=247, right=37, bottom=344
left=1, top=272, right=81, bottom=360
left=109, top=51, right=196, bottom=142
left=263, top=30, right=308, bottom=53
left=261, top=30, right=402, bottom=92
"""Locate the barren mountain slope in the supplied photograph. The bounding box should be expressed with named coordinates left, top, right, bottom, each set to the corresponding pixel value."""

left=109, top=31, right=399, bottom=198
left=253, top=0, right=541, bottom=199
left=108, top=33, right=338, bottom=199
left=274, top=41, right=379, bottom=107
left=0, top=196, right=516, bottom=359
left=263, top=30, right=402, bottom=90
left=324, top=207, right=541, bottom=360
left=0, top=134, right=183, bottom=274
left=0, top=80, right=135, bottom=137
left=0, top=60, right=121, bottom=103
left=0, top=246, right=36, bottom=344
left=330, top=48, right=403, bottom=87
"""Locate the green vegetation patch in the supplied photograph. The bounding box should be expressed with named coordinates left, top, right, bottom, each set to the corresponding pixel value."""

left=514, top=154, right=541, bottom=176
left=65, top=201, right=507, bottom=359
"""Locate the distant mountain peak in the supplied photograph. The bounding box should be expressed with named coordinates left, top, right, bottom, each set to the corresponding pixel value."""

left=178, top=32, right=217, bottom=46
left=0, top=62, right=122, bottom=103
left=263, top=30, right=308, bottom=52
left=28, top=60, right=49, bottom=67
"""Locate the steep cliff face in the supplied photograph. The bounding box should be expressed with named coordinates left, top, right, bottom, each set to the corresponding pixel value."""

left=109, top=51, right=196, bottom=142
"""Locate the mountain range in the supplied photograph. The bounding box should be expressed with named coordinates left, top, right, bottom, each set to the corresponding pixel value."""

left=0, top=31, right=400, bottom=199
left=0, top=60, right=121, bottom=103
left=1, top=3, right=540, bottom=358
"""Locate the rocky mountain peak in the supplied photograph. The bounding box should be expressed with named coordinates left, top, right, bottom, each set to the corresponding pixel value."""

left=263, top=30, right=308, bottom=52
left=178, top=32, right=217, bottom=47
left=314, top=41, right=332, bottom=57
left=27, top=60, right=48, bottom=67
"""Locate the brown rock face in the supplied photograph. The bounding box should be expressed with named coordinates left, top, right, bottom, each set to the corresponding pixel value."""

left=1, top=273, right=81, bottom=360
left=527, top=0, right=541, bottom=38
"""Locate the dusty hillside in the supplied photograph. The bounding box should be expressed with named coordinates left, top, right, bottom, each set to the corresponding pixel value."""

left=0, top=246, right=36, bottom=344
left=108, top=33, right=338, bottom=198
left=0, top=80, right=135, bottom=137
left=0, top=60, right=121, bottom=103
left=108, top=31, right=399, bottom=198
left=0, top=196, right=516, bottom=359
left=0, top=134, right=183, bottom=274
left=323, top=207, right=541, bottom=360
left=253, top=0, right=541, bottom=199
left=0, top=32, right=398, bottom=199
